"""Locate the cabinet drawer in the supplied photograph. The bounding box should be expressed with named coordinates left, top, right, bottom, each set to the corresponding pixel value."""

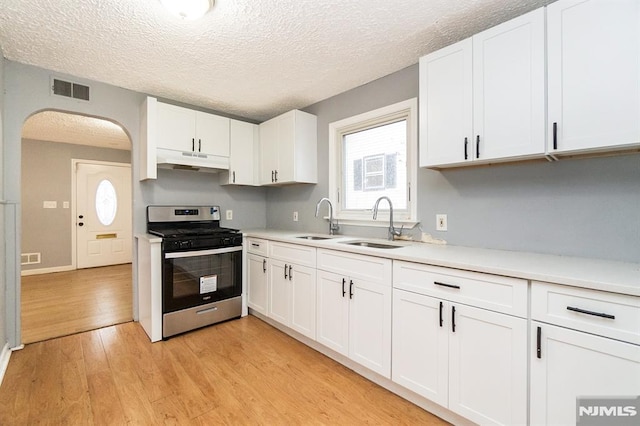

left=246, top=238, right=268, bottom=256
left=317, top=249, right=391, bottom=285
left=393, top=261, right=527, bottom=317
left=269, top=241, right=316, bottom=267
left=531, top=281, right=640, bottom=345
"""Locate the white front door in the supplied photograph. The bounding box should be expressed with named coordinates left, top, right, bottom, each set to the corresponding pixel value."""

left=76, top=162, right=132, bottom=269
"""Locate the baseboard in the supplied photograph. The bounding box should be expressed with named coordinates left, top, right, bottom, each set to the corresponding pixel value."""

left=21, top=265, right=74, bottom=276
left=0, top=343, right=12, bottom=387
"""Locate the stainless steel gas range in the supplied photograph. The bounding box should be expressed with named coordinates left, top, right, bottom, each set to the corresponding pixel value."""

left=146, top=205, right=242, bottom=338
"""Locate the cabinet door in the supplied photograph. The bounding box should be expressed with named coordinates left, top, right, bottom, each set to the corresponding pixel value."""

left=275, top=111, right=296, bottom=183
left=157, top=103, right=195, bottom=152
left=547, top=0, right=640, bottom=154
left=392, top=289, right=448, bottom=406
left=259, top=118, right=279, bottom=184
left=531, top=321, right=640, bottom=426
left=316, top=270, right=349, bottom=356
left=289, top=264, right=316, bottom=340
left=196, top=112, right=230, bottom=157
left=448, top=304, right=527, bottom=426
left=473, top=8, right=545, bottom=161
left=348, top=278, right=392, bottom=378
left=267, top=259, right=289, bottom=325
left=419, top=38, right=473, bottom=167
left=228, top=120, right=257, bottom=185
left=247, top=254, right=268, bottom=315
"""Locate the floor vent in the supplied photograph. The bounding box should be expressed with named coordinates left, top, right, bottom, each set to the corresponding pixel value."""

left=21, top=253, right=41, bottom=265
left=51, top=77, right=90, bottom=101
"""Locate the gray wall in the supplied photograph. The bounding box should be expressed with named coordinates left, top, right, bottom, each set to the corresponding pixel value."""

left=268, top=64, right=640, bottom=263
left=2, top=60, right=267, bottom=347
left=21, top=139, right=131, bottom=270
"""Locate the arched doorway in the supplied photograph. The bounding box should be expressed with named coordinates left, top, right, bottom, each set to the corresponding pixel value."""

left=20, top=110, right=133, bottom=343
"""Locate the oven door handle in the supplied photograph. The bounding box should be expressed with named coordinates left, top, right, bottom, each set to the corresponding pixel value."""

left=165, top=246, right=242, bottom=259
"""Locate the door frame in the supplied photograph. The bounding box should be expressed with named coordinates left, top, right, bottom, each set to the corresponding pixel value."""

left=71, top=159, right=132, bottom=270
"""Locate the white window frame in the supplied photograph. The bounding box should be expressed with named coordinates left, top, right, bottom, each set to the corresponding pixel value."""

left=328, top=98, right=418, bottom=227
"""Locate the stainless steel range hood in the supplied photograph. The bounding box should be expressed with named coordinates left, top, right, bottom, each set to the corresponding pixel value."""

left=156, top=148, right=229, bottom=173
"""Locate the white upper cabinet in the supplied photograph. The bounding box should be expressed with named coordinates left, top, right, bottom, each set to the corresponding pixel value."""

left=420, top=8, right=545, bottom=168
left=139, top=96, right=235, bottom=180
left=157, top=102, right=230, bottom=157
left=220, top=119, right=259, bottom=185
left=473, top=9, right=546, bottom=161
left=419, top=38, right=473, bottom=167
left=547, top=0, right=640, bottom=155
left=259, top=110, right=317, bottom=185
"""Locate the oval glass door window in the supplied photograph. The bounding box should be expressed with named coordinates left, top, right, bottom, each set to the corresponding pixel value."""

left=95, top=179, right=118, bottom=226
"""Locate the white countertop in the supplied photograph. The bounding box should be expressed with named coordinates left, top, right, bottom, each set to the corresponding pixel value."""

left=243, top=229, right=640, bottom=297
left=135, top=233, right=163, bottom=243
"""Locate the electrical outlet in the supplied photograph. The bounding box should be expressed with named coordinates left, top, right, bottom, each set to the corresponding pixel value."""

left=43, top=201, right=57, bottom=209
left=226, top=210, right=233, bottom=220
left=293, top=211, right=299, bottom=222
left=436, top=214, right=448, bottom=231
left=62, top=201, right=70, bottom=209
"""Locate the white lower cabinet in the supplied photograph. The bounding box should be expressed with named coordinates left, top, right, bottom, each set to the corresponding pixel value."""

left=530, top=281, right=640, bottom=425
left=530, top=322, right=640, bottom=426
left=392, top=261, right=527, bottom=426
left=247, top=238, right=269, bottom=316
left=247, top=253, right=268, bottom=316
left=266, top=242, right=317, bottom=340
left=268, top=259, right=316, bottom=340
left=316, top=249, right=392, bottom=377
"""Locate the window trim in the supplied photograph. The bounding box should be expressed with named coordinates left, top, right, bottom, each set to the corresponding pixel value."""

left=328, top=98, right=418, bottom=227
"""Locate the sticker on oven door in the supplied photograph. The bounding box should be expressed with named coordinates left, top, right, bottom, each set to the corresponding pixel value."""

left=200, top=275, right=218, bottom=293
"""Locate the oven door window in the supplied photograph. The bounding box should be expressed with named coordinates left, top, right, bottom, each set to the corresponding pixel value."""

left=163, top=247, right=242, bottom=313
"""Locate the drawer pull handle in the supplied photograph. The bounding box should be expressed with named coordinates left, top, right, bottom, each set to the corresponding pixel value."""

left=349, top=280, right=354, bottom=299
left=536, top=326, right=542, bottom=359
left=284, top=264, right=288, bottom=279
left=262, top=259, right=266, bottom=273
left=439, top=301, right=443, bottom=327
left=288, top=265, right=293, bottom=280
left=197, top=306, right=218, bottom=315
left=251, top=243, right=260, bottom=247
left=566, top=306, right=615, bottom=320
left=342, top=278, right=346, bottom=298
left=434, top=281, right=461, bottom=290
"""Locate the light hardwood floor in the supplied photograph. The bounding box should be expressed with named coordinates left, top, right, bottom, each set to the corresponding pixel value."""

left=0, top=316, right=449, bottom=425
left=21, top=264, right=133, bottom=344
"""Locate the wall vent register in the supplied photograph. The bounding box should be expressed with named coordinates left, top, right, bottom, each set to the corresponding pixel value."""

left=51, top=77, right=90, bottom=101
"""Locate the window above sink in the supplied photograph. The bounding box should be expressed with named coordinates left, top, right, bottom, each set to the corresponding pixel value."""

left=327, top=98, right=419, bottom=228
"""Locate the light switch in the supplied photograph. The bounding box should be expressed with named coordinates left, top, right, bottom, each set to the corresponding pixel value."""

left=43, top=201, right=57, bottom=209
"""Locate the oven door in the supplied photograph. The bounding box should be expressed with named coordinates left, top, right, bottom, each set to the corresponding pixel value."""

left=162, top=246, right=242, bottom=313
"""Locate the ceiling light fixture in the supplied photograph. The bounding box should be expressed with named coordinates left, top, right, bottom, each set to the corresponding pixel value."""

left=160, top=0, right=214, bottom=20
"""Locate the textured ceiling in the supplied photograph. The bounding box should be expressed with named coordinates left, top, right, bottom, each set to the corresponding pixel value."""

left=22, top=111, right=131, bottom=151
left=0, top=0, right=553, bottom=123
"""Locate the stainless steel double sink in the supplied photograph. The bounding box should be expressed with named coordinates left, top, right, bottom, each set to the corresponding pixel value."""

left=295, top=235, right=402, bottom=249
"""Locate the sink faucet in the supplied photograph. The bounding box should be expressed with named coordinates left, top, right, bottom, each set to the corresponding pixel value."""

left=315, top=197, right=339, bottom=235
left=372, top=196, right=402, bottom=241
